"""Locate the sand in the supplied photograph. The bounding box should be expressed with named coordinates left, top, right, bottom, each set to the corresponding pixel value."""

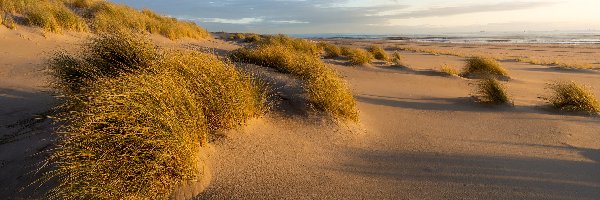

left=1, top=27, right=599, bottom=199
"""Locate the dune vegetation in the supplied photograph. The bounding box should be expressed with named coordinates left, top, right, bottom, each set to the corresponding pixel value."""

left=542, top=81, right=599, bottom=114
left=439, top=64, right=459, bottom=76
left=367, top=45, right=390, bottom=61
left=390, top=52, right=403, bottom=66
left=346, top=47, right=374, bottom=65
left=231, top=35, right=359, bottom=121
left=44, top=32, right=266, bottom=199
left=318, top=42, right=342, bottom=58
left=0, top=0, right=209, bottom=39
left=462, top=56, right=509, bottom=78
left=472, top=77, right=511, bottom=104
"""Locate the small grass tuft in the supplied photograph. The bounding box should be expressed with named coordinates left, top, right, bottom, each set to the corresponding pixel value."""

left=542, top=81, right=600, bottom=114
left=390, top=52, right=403, bottom=66
left=439, top=64, right=459, bottom=76
left=462, top=56, right=509, bottom=78
left=367, top=45, right=389, bottom=61
left=340, top=46, right=352, bottom=56
left=347, top=48, right=373, bottom=65
left=472, top=77, right=511, bottom=104
left=319, top=42, right=342, bottom=58
left=244, top=33, right=262, bottom=43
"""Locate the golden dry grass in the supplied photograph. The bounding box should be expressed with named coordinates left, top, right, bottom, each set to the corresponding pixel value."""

left=542, top=81, right=599, bottom=114
left=258, top=34, right=322, bottom=56
left=45, top=33, right=267, bottom=198
left=462, top=56, right=509, bottom=78
left=0, top=0, right=209, bottom=39
left=515, top=57, right=594, bottom=70
left=390, top=52, right=403, bottom=66
left=472, top=77, right=511, bottom=104
left=346, top=48, right=373, bottom=65
left=231, top=40, right=359, bottom=121
left=47, top=72, right=207, bottom=199
left=318, top=42, right=342, bottom=58
left=367, top=45, right=389, bottom=61
left=439, top=64, right=459, bottom=76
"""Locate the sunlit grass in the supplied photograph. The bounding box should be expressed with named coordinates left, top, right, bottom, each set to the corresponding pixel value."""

left=439, top=64, right=459, bottom=76
left=515, top=57, right=594, bottom=70
left=0, top=0, right=209, bottom=39
left=462, top=56, right=509, bottom=78
left=472, top=77, right=511, bottom=104
left=390, top=52, right=403, bottom=66
left=318, top=42, right=342, bottom=58
left=346, top=47, right=373, bottom=65
left=367, top=45, right=389, bottom=61
left=45, top=33, right=267, bottom=198
left=231, top=37, right=359, bottom=121
left=541, top=81, right=599, bottom=114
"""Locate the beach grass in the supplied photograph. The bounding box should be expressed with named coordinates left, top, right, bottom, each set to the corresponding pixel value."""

left=439, top=64, right=459, bottom=76
left=231, top=36, right=359, bottom=121
left=45, top=33, right=267, bottom=198
left=473, top=77, right=511, bottom=104
left=367, top=45, right=389, bottom=61
left=542, top=81, right=599, bottom=114
left=346, top=48, right=374, bottom=65
left=0, top=0, right=209, bottom=39
left=462, top=56, right=509, bottom=78
left=318, top=42, right=342, bottom=58
left=390, top=52, right=403, bottom=66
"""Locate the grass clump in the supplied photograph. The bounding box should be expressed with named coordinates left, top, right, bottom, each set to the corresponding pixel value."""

left=0, top=0, right=209, bottom=39
left=231, top=40, right=358, bottom=121
left=347, top=48, right=373, bottom=65
left=440, top=64, right=459, bottom=76
left=45, top=33, right=266, bottom=198
left=541, top=81, right=599, bottom=114
left=318, top=42, right=342, bottom=58
left=3, top=0, right=88, bottom=33
left=49, top=32, right=160, bottom=93
left=340, top=46, right=352, bottom=56
left=472, top=77, right=511, bottom=104
left=91, top=3, right=209, bottom=40
left=462, top=56, right=509, bottom=78
left=48, top=72, right=207, bottom=199
left=390, top=52, right=403, bottom=66
left=244, top=33, right=262, bottom=43
left=367, top=45, right=389, bottom=61
left=258, top=34, right=321, bottom=56
left=164, top=51, right=267, bottom=130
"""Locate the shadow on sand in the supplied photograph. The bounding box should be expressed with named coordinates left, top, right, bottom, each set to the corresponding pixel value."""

left=355, top=94, right=600, bottom=121
left=336, top=146, right=600, bottom=199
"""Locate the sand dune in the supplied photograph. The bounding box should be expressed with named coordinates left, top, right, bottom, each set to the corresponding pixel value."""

left=1, top=27, right=599, bottom=199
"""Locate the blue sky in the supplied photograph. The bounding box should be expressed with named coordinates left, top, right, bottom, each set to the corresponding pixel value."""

left=111, top=0, right=600, bottom=34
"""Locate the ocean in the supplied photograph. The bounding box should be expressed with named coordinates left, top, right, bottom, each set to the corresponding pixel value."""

left=290, top=31, right=600, bottom=44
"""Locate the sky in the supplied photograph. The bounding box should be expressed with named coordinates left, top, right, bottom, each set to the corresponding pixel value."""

left=111, top=0, right=600, bottom=34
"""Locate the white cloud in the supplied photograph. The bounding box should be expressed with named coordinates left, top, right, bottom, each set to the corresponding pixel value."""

left=270, top=20, right=309, bottom=24
left=196, top=17, right=264, bottom=24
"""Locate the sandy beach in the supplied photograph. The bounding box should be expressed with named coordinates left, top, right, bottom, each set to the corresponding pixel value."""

left=1, top=26, right=600, bottom=199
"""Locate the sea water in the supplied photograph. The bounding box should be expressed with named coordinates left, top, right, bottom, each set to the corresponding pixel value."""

left=290, top=31, right=600, bottom=44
